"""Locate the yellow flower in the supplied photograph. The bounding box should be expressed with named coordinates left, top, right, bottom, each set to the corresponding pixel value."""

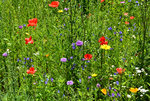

left=91, top=73, right=97, bottom=77
left=58, top=10, right=63, bottom=13
left=129, top=88, right=138, bottom=93
left=100, top=45, right=111, bottom=50
left=101, top=88, right=107, bottom=95
left=25, top=33, right=29, bottom=36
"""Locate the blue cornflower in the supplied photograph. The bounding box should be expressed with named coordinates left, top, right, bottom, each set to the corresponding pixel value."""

left=72, top=46, right=76, bottom=50
left=51, top=78, right=54, bottom=82
left=70, top=56, right=73, bottom=59
left=114, top=32, right=116, bottom=34
left=117, top=93, right=120, bottom=97
left=108, top=27, right=112, bottom=30
left=79, top=79, right=81, bottom=83
left=120, top=38, right=123, bottom=41
left=112, top=93, right=115, bottom=97
left=116, top=81, right=119, bottom=85
left=119, top=31, right=122, bottom=34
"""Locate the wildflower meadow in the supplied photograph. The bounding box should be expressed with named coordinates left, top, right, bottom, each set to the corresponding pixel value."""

left=0, top=0, right=150, bottom=101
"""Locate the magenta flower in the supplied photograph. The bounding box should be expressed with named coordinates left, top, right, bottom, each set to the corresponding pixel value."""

left=2, top=53, right=7, bottom=57
left=120, top=1, right=125, bottom=3
left=60, top=58, right=67, bottom=62
left=76, top=40, right=83, bottom=46
left=19, top=26, right=23, bottom=29
left=67, top=80, right=73, bottom=85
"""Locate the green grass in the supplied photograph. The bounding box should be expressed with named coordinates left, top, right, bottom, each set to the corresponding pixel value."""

left=0, top=0, right=150, bottom=101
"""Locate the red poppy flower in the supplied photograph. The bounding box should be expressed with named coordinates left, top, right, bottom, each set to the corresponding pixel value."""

left=116, top=68, right=125, bottom=74
left=84, top=54, right=92, bottom=60
left=101, top=0, right=105, bottom=3
left=125, top=21, right=129, bottom=25
left=27, top=67, right=36, bottom=74
left=98, top=36, right=108, bottom=45
left=27, top=18, right=37, bottom=27
left=25, top=36, right=34, bottom=44
left=100, top=41, right=108, bottom=45
left=130, top=16, right=134, bottom=19
left=49, top=1, right=59, bottom=8
left=98, top=36, right=106, bottom=43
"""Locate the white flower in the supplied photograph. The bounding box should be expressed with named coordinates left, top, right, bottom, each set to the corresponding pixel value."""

left=140, top=95, right=143, bottom=97
left=145, top=73, right=148, bottom=75
left=141, top=68, right=145, bottom=72
left=139, top=89, right=149, bottom=93
left=135, top=67, right=139, bottom=69
left=136, top=70, right=142, bottom=74
left=6, top=49, right=11, bottom=53
left=112, top=65, right=115, bottom=68
left=132, top=35, right=136, bottom=39
left=127, top=94, right=131, bottom=98
left=33, top=51, right=39, bottom=56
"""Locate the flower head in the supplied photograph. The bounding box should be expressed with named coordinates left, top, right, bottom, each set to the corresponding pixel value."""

left=49, top=1, right=59, bottom=8
left=58, top=10, right=63, bottom=13
left=100, top=45, right=111, bottom=50
left=92, top=73, right=97, bottom=77
left=64, top=8, right=69, bottom=11
left=67, top=80, right=73, bottom=85
left=130, top=16, right=135, bottom=19
left=76, top=40, right=83, bottom=46
left=116, top=68, right=125, bottom=74
left=129, top=88, right=138, bottom=93
left=25, top=36, right=34, bottom=44
left=2, top=52, right=8, bottom=57
left=84, top=54, right=92, bottom=60
left=19, top=26, right=23, bottom=29
left=60, top=58, right=67, bottom=62
left=101, top=0, right=105, bottom=3
left=27, top=18, right=37, bottom=27
left=101, top=88, right=107, bottom=95
left=27, top=67, right=36, bottom=74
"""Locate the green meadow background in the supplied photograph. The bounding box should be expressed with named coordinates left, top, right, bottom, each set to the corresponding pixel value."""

left=0, top=0, right=150, bottom=101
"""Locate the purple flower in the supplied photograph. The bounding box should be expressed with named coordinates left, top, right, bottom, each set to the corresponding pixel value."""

left=2, top=53, right=7, bottom=57
left=128, top=0, right=131, bottom=2
left=79, top=79, right=81, bottom=83
left=109, top=86, right=111, bottom=90
left=120, top=38, right=123, bottom=41
left=51, top=78, right=54, bottom=82
left=136, top=1, right=138, bottom=3
left=64, top=8, right=69, bottom=11
left=72, top=46, right=76, bottom=49
left=23, top=24, right=26, bottom=27
left=72, top=43, right=75, bottom=46
left=45, top=81, right=48, bottom=84
left=60, top=58, right=67, bottom=62
left=114, top=89, right=117, bottom=91
left=116, top=81, right=119, bottom=85
left=119, top=31, right=122, bottom=34
left=27, top=57, right=29, bottom=60
left=70, top=56, right=73, bottom=59
left=114, top=32, right=116, bottom=34
left=17, top=59, right=20, bottom=62
left=108, top=27, right=112, bottom=30
left=112, top=93, right=115, bottom=97
left=88, top=76, right=91, bottom=79
left=67, top=80, right=74, bottom=85
left=117, top=93, right=120, bottom=97
left=96, top=83, right=101, bottom=87
left=76, top=40, right=83, bottom=46
left=19, top=26, right=23, bottom=29
left=58, top=90, right=60, bottom=93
